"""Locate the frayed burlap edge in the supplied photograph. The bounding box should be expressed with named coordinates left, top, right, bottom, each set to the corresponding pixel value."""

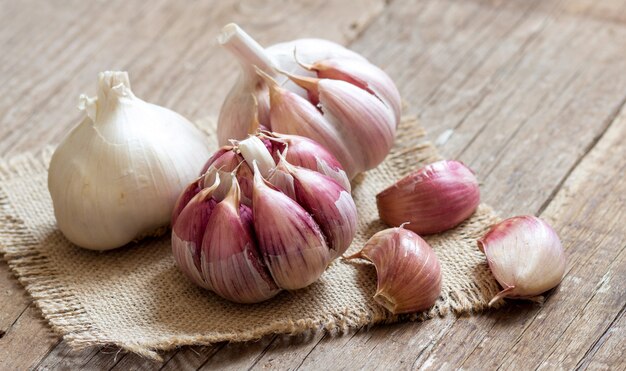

left=0, top=117, right=503, bottom=360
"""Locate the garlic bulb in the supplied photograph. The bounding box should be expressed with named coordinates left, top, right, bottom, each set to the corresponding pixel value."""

left=478, top=216, right=567, bottom=305
left=377, top=160, right=480, bottom=234
left=347, top=226, right=442, bottom=314
left=48, top=71, right=211, bottom=250
left=172, top=135, right=357, bottom=303
left=217, top=23, right=401, bottom=179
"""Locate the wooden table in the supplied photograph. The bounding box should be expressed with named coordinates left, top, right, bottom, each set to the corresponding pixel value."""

left=1, top=0, right=624, bottom=369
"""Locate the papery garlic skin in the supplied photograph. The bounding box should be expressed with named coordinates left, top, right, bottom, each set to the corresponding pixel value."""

left=478, top=216, right=566, bottom=305
left=48, top=71, right=210, bottom=250
left=347, top=227, right=442, bottom=314
left=377, top=160, right=480, bottom=235
left=172, top=133, right=357, bottom=303
left=217, top=23, right=400, bottom=179
left=266, top=132, right=350, bottom=192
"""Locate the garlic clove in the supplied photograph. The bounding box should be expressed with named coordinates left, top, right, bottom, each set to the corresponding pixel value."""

left=251, top=162, right=331, bottom=290
left=315, top=79, right=396, bottom=174
left=347, top=227, right=442, bottom=314
left=297, top=57, right=402, bottom=122
left=478, top=216, right=566, bottom=305
left=283, top=159, right=357, bottom=259
left=376, top=160, right=480, bottom=235
left=281, top=71, right=396, bottom=177
left=171, top=177, right=221, bottom=289
left=201, top=176, right=280, bottom=303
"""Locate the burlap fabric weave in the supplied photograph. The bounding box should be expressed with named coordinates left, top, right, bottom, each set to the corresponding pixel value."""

left=0, top=116, right=502, bottom=359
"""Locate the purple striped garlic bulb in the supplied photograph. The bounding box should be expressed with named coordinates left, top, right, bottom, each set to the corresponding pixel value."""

left=171, top=134, right=357, bottom=303
left=217, top=23, right=401, bottom=179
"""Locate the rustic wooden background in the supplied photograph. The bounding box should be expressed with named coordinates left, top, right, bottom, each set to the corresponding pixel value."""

left=1, top=0, right=625, bottom=369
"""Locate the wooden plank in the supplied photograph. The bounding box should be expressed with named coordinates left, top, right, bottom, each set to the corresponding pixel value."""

left=160, top=345, right=225, bottom=371
left=581, top=305, right=626, bottom=370
left=0, top=305, right=58, bottom=370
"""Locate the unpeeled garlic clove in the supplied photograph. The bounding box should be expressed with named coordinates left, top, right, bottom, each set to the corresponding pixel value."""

left=478, top=216, right=566, bottom=305
left=201, top=176, right=280, bottom=303
left=171, top=178, right=220, bottom=289
left=347, top=226, right=442, bottom=314
left=251, top=162, right=331, bottom=290
left=296, top=57, right=402, bottom=123
left=282, top=159, right=357, bottom=259
left=278, top=71, right=396, bottom=178
left=376, top=160, right=480, bottom=235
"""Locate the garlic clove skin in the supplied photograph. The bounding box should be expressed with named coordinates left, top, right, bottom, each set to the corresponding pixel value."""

left=171, top=178, right=220, bottom=289
left=251, top=163, right=331, bottom=290
left=299, top=57, right=402, bottom=123
left=478, top=216, right=567, bottom=305
left=285, top=161, right=357, bottom=259
left=376, top=160, right=480, bottom=235
left=267, top=132, right=351, bottom=192
left=347, top=227, right=442, bottom=314
left=267, top=162, right=296, bottom=200
left=49, top=71, right=211, bottom=250
left=202, top=177, right=280, bottom=303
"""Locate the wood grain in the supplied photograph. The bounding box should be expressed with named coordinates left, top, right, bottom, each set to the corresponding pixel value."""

left=1, top=0, right=625, bottom=369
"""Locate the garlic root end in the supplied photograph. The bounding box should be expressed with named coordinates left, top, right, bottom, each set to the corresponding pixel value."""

left=373, top=290, right=397, bottom=314
left=488, top=285, right=516, bottom=306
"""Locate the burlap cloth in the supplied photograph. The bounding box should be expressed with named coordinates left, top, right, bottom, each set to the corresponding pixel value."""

left=0, top=116, right=502, bottom=359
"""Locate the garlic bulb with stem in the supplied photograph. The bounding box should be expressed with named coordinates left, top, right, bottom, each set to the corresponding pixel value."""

left=346, top=225, right=442, bottom=314
left=377, top=160, right=480, bottom=235
left=172, top=133, right=357, bottom=303
left=478, top=216, right=566, bottom=306
left=217, top=23, right=401, bottom=179
left=48, top=71, right=211, bottom=250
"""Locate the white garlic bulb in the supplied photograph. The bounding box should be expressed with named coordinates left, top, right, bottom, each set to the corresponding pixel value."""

left=48, top=71, right=211, bottom=250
